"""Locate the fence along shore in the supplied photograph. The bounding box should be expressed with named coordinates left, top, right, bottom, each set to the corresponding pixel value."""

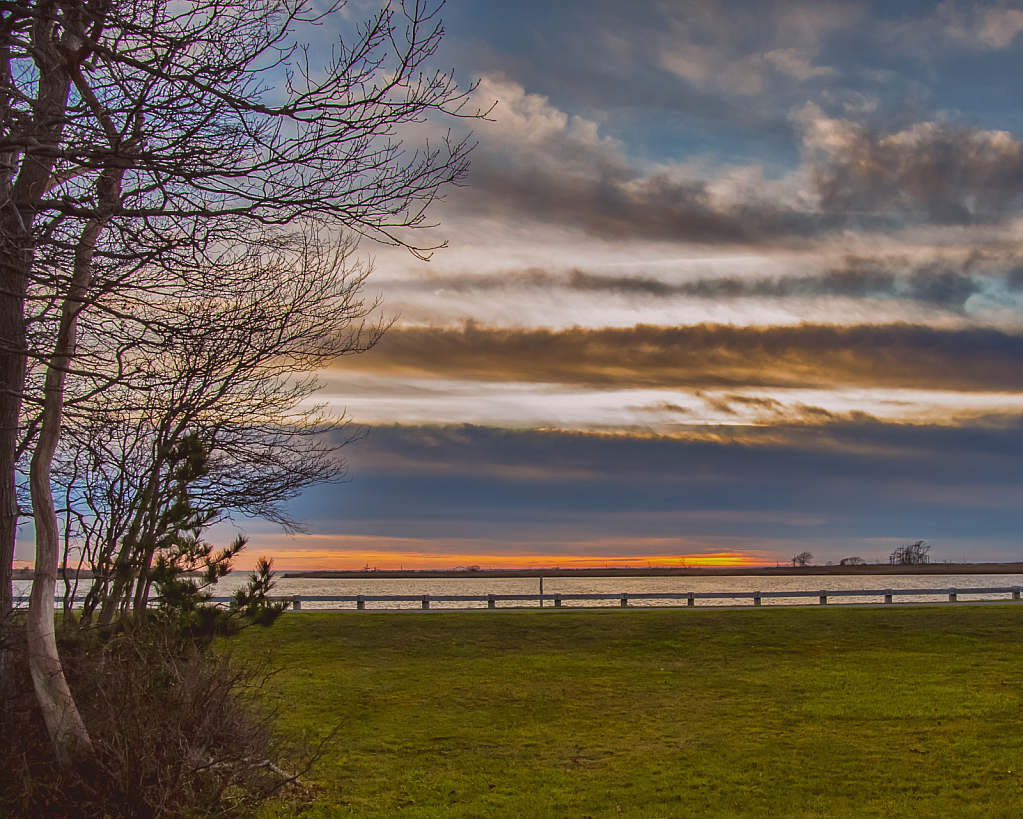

left=21, top=583, right=1023, bottom=611
left=229, top=585, right=1022, bottom=610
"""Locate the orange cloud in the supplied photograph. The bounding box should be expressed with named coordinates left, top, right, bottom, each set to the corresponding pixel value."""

left=335, top=322, right=1023, bottom=393
left=227, top=532, right=770, bottom=571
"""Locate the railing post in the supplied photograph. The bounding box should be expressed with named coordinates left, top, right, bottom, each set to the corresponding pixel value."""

left=292, top=595, right=302, bottom=611
left=819, top=591, right=827, bottom=605
left=884, top=589, right=893, bottom=604
left=539, top=577, right=544, bottom=608
left=620, top=594, right=628, bottom=608
left=554, top=594, right=562, bottom=608
left=753, top=591, right=761, bottom=607
left=948, top=588, right=957, bottom=603
left=687, top=592, right=695, bottom=607
left=1014, top=586, right=1021, bottom=601
left=488, top=594, right=496, bottom=609
left=356, top=595, right=365, bottom=610
left=422, top=595, right=430, bottom=610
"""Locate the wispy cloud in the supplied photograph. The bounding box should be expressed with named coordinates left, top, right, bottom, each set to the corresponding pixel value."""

left=388, top=255, right=988, bottom=311
left=881, top=1, right=1023, bottom=55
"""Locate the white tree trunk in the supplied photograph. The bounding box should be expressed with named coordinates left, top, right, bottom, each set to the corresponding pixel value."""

left=26, top=161, right=125, bottom=765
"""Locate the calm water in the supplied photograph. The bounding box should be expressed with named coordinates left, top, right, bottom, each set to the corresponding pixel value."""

left=18, top=573, right=1022, bottom=610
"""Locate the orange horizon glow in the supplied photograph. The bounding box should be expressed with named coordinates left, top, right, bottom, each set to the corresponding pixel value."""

left=226, top=549, right=764, bottom=572
left=14, top=552, right=765, bottom=572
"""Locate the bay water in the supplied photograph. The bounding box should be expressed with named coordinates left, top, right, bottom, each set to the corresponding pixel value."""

left=18, top=572, right=1021, bottom=610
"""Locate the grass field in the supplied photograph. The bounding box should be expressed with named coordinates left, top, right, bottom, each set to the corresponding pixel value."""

left=231, top=605, right=1023, bottom=818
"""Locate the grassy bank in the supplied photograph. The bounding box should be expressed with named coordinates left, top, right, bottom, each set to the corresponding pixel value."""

left=232, top=606, right=1023, bottom=818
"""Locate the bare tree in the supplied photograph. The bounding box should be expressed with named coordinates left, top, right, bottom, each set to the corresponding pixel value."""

left=1, top=0, right=481, bottom=766
left=55, top=239, right=382, bottom=624
left=791, top=551, right=813, bottom=567
left=889, top=541, right=930, bottom=565
left=839, top=556, right=866, bottom=566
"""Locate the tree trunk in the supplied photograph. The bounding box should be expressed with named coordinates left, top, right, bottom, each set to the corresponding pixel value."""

left=0, top=241, right=28, bottom=713
left=28, top=163, right=125, bottom=764
left=0, top=4, right=76, bottom=715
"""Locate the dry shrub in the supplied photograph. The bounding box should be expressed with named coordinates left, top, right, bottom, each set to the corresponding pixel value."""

left=1, top=615, right=293, bottom=818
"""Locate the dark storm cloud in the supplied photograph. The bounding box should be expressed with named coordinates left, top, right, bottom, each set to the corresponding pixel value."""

left=297, top=422, right=1023, bottom=553
left=340, top=322, right=1023, bottom=392
left=341, top=421, right=1023, bottom=488
left=809, top=123, right=1023, bottom=224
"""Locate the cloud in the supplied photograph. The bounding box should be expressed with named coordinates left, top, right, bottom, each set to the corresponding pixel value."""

left=456, top=76, right=820, bottom=244
left=458, top=80, right=1023, bottom=247
left=795, top=103, right=1023, bottom=224
left=932, top=1, right=1023, bottom=50
left=465, top=156, right=819, bottom=245
left=337, top=321, right=1023, bottom=393
left=875, top=2, right=1023, bottom=60
left=306, top=422, right=1023, bottom=540
left=261, top=418, right=1023, bottom=565
left=656, top=0, right=857, bottom=96
left=384, top=253, right=988, bottom=311
left=566, top=259, right=979, bottom=308
left=764, top=48, right=837, bottom=80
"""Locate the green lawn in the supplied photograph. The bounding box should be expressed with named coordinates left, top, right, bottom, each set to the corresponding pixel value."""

left=231, top=605, right=1023, bottom=818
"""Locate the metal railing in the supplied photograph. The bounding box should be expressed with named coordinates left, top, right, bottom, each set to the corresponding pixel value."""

left=219, top=585, right=1023, bottom=611
left=18, top=585, right=1023, bottom=611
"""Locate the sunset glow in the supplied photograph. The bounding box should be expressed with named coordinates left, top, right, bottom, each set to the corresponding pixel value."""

left=228, top=549, right=765, bottom=573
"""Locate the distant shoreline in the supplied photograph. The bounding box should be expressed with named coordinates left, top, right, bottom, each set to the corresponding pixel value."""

left=15, top=562, right=1023, bottom=582
left=282, top=562, right=1023, bottom=579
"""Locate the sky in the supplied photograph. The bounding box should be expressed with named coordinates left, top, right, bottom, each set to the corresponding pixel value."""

left=19, top=0, right=1023, bottom=570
